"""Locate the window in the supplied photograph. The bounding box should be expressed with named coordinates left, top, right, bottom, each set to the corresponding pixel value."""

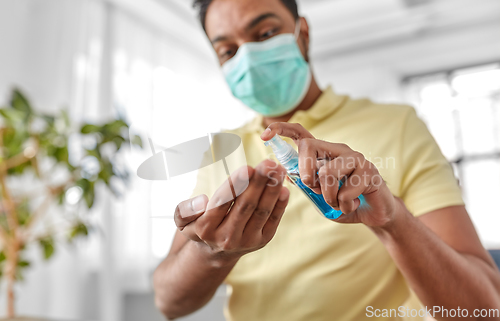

left=404, top=63, right=500, bottom=248
left=111, top=11, right=256, bottom=262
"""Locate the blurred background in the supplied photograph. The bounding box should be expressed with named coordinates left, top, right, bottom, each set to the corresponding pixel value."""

left=0, top=0, right=499, bottom=320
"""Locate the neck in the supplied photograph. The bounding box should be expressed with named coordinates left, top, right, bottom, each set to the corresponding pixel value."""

left=262, top=76, right=323, bottom=128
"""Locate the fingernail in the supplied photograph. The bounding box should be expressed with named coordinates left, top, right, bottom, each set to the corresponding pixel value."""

left=279, top=187, right=289, bottom=201
left=239, top=168, right=249, bottom=181
left=262, top=128, right=271, bottom=138
left=190, top=196, right=206, bottom=215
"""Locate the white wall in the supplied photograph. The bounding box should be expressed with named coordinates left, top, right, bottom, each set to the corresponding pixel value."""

left=308, top=2, right=500, bottom=104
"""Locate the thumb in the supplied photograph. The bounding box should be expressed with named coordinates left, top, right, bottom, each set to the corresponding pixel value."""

left=174, top=195, right=209, bottom=231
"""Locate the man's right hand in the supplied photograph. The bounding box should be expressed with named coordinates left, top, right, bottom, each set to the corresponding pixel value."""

left=173, top=160, right=290, bottom=266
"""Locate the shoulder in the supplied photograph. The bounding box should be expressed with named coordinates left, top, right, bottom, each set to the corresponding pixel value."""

left=347, top=98, right=417, bottom=121
left=337, top=97, right=420, bottom=136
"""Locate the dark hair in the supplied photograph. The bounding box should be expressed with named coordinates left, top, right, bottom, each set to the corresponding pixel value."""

left=193, top=0, right=299, bottom=31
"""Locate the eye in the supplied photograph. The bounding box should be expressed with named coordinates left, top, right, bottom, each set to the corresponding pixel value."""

left=259, top=28, right=278, bottom=40
left=219, top=48, right=236, bottom=63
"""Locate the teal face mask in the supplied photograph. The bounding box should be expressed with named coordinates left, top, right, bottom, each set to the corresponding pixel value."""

left=222, top=23, right=311, bottom=117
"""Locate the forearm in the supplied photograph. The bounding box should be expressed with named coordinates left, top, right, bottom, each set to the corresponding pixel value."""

left=153, top=241, right=238, bottom=320
left=371, top=203, right=500, bottom=320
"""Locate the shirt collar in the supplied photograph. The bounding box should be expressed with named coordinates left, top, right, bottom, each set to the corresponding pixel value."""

left=242, top=86, right=348, bottom=134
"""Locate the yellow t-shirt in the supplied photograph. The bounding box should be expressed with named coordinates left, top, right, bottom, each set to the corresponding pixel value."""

left=191, top=87, right=464, bottom=321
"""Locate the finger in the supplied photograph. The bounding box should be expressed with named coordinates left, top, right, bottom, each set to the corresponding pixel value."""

left=333, top=211, right=362, bottom=224
left=261, top=122, right=315, bottom=142
left=327, top=154, right=360, bottom=179
left=262, top=187, right=290, bottom=241
left=318, top=165, right=340, bottom=209
left=205, top=165, right=254, bottom=212
left=194, top=166, right=255, bottom=240
left=337, top=166, right=367, bottom=214
left=297, top=140, right=354, bottom=193
left=296, top=138, right=321, bottom=193
left=243, top=165, right=287, bottom=234
left=298, top=139, right=353, bottom=160
left=218, top=160, right=279, bottom=237
left=317, top=155, right=359, bottom=206
left=174, top=195, right=209, bottom=231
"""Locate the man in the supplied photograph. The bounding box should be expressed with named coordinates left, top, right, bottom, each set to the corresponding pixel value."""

left=153, top=0, right=500, bottom=320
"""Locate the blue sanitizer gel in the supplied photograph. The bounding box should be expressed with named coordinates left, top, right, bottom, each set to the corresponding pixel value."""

left=265, top=135, right=366, bottom=220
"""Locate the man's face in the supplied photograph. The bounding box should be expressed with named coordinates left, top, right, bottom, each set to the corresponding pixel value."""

left=205, top=0, right=309, bottom=65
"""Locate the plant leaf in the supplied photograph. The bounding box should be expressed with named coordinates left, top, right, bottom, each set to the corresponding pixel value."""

left=69, top=222, right=89, bottom=241
left=15, top=258, right=30, bottom=281
left=85, top=148, right=100, bottom=158
left=81, top=124, right=101, bottom=134
left=17, top=260, right=30, bottom=268
left=132, top=135, right=143, bottom=148
left=0, top=108, right=25, bottom=123
left=83, top=181, right=95, bottom=208
left=42, top=115, right=55, bottom=125
left=76, top=178, right=90, bottom=191
left=98, top=161, right=114, bottom=185
left=57, top=190, right=65, bottom=205
left=54, top=146, right=69, bottom=163
left=10, top=88, right=32, bottom=114
left=103, top=119, right=128, bottom=136
left=16, top=199, right=31, bottom=226
left=39, top=237, right=55, bottom=260
left=60, top=109, right=70, bottom=127
left=112, top=136, right=125, bottom=150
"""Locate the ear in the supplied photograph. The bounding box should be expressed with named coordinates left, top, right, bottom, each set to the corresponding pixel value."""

left=298, top=17, right=310, bottom=61
left=300, top=17, right=310, bottom=44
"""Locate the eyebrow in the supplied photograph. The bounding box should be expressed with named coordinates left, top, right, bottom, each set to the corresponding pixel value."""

left=210, top=12, right=281, bottom=45
left=246, top=12, right=281, bottom=32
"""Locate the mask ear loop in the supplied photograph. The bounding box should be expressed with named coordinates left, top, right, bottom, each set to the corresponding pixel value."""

left=294, top=19, right=301, bottom=40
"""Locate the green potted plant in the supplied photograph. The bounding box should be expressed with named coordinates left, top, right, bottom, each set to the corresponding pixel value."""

left=0, top=88, right=142, bottom=318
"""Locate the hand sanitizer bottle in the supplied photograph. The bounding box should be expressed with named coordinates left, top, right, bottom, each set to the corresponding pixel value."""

left=265, top=135, right=365, bottom=220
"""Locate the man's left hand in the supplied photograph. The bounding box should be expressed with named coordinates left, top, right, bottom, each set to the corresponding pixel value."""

left=261, top=122, right=402, bottom=228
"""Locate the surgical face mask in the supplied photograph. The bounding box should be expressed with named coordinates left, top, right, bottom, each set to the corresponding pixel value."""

left=222, top=21, right=311, bottom=117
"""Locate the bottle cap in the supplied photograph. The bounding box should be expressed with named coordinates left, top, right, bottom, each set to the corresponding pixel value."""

left=264, top=135, right=299, bottom=171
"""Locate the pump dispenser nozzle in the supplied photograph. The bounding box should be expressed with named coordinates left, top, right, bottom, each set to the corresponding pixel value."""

left=264, top=135, right=299, bottom=171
